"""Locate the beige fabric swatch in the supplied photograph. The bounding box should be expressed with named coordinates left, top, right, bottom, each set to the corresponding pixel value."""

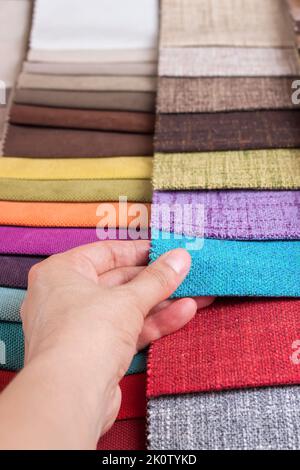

left=160, top=0, right=295, bottom=47
left=157, top=77, right=299, bottom=113
left=0, top=0, right=31, bottom=87
left=159, top=47, right=300, bottom=77
left=153, top=150, right=300, bottom=190
left=23, top=61, right=158, bottom=76
left=28, top=49, right=157, bottom=64
left=18, top=74, right=157, bottom=92
left=15, top=89, right=156, bottom=113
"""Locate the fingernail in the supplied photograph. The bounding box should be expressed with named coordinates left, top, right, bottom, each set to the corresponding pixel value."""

left=164, top=250, right=189, bottom=275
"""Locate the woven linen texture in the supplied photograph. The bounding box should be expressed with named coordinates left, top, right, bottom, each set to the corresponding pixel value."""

left=10, top=105, right=155, bottom=134
left=0, top=157, right=152, bottom=180
left=0, top=227, right=149, bottom=256
left=157, top=77, right=300, bottom=113
left=159, top=47, right=300, bottom=77
left=0, top=179, right=152, bottom=202
left=147, top=298, right=300, bottom=397
left=151, top=190, right=300, bottom=240
left=4, top=127, right=153, bottom=157
left=155, top=111, right=300, bottom=152
left=0, top=201, right=151, bottom=228
left=153, top=151, right=300, bottom=190
left=151, top=230, right=300, bottom=296
left=160, top=0, right=295, bottom=48
left=148, top=386, right=300, bottom=450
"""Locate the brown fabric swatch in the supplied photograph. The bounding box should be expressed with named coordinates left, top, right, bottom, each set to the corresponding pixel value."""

left=157, top=77, right=299, bottom=113
left=155, top=111, right=300, bottom=153
left=10, top=105, right=155, bottom=134
left=4, top=125, right=153, bottom=158
left=14, top=89, right=156, bottom=112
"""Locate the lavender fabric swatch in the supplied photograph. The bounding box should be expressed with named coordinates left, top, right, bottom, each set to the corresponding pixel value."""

left=0, top=227, right=150, bottom=256
left=152, top=190, right=300, bottom=240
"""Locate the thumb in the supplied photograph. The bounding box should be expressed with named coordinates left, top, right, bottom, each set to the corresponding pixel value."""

left=124, top=248, right=192, bottom=315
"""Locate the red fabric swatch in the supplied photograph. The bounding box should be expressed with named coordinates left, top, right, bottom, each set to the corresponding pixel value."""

left=147, top=298, right=300, bottom=398
left=0, top=371, right=146, bottom=420
left=97, top=419, right=146, bottom=450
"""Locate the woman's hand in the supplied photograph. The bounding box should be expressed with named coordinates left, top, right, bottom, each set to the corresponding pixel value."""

left=0, top=240, right=214, bottom=449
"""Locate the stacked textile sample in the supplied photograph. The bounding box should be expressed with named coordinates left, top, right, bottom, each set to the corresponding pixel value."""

left=0, top=0, right=159, bottom=450
left=148, top=0, right=300, bottom=450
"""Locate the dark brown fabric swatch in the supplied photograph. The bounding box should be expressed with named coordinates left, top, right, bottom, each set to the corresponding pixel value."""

left=10, top=104, right=155, bottom=134
left=155, top=110, right=300, bottom=153
left=4, top=125, right=153, bottom=158
left=157, top=77, right=299, bottom=113
left=14, top=89, right=156, bottom=112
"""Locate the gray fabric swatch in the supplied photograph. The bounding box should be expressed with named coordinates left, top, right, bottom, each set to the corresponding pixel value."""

left=148, top=387, right=300, bottom=450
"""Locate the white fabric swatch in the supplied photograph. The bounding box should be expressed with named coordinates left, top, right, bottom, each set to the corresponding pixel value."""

left=30, top=0, right=159, bottom=51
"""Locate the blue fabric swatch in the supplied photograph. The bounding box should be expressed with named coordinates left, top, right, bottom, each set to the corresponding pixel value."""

left=151, top=229, right=300, bottom=297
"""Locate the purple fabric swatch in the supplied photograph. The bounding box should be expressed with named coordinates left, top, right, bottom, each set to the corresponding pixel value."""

left=152, top=190, right=300, bottom=240
left=0, top=227, right=150, bottom=256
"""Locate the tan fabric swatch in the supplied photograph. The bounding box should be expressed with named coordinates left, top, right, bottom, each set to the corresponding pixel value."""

left=28, top=48, right=157, bottom=64
left=0, top=0, right=31, bottom=87
left=0, top=179, right=152, bottom=202
left=18, top=74, right=157, bottom=92
left=153, top=150, right=300, bottom=190
left=157, top=77, right=299, bottom=113
left=160, top=0, right=295, bottom=47
left=159, top=47, right=300, bottom=77
left=14, top=89, right=155, bottom=112
left=23, top=61, right=158, bottom=76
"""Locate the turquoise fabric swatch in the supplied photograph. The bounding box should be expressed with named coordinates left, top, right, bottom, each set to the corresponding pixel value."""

left=151, top=229, right=300, bottom=297
left=0, top=320, right=146, bottom=375
left=0, top=287, right=25, bottom=322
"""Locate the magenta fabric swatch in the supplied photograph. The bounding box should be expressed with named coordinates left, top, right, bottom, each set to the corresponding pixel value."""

left=152, top=190, right=300, bottom=240
left=0, top=227, right=150, bottom=256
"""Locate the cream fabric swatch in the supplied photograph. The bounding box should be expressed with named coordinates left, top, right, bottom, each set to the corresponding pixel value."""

left=160, top=0, right=295, bottom=47
left=0, top=0, right=31, bottom=87
left=159, top=47, right=300, bottom=77
left=30, top=0, right=158, bottom=60
left=18, top=74, right=157, bottom=92
left=23, top=61, right=158, bottom=76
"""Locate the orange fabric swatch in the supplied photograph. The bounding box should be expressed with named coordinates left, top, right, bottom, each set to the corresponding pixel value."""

left=0, top=201, right=151, bottom=228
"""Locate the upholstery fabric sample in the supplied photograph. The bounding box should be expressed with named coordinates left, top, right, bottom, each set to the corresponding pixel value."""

left=18, top=74, right=157, bottom=93
left=30, top=0, right=158, bottom=52
left=153, top=151, right=300, bottom=190
left=147, top=298, right=300, bottom=397
left=28, top=49, right=157, bottom=64
left=4, top=126, right=153, bottom=158
left=23, top=61, right=157, bottom=77
left=0, top=321, right=145, bottom=376
left=0, top=179, right=152, bottom=202
left=159, top=47, right=300, bottom=77
left=97, top=419, right=146, bottom=451
left=0, top=157, right=152, bottom=180
left=0, top=288, right=26, bottom=322
left=0, top=255, right=44, bottom=289
left=155, top=111, right=300, bottom=152
left=15, top=89, right=156, bottom=112
left=0, top=0, right=31, bottom=86
left=0, top=201, right=151, bottom=228
left=151, top=230, right=300, bottom=296
left=160, top=0, right=295, bottom=47
left=0, top=227, right=149, bottom=257
left=157, top=77, right=300, bottom=113
left=10, top=105, right=155, bottom=134
left=148, top=386, right=300, bottom=450
left=152, top=190, right=300, bottom=240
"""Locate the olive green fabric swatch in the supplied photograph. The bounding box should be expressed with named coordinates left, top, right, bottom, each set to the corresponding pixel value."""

left=153, top=150, right=300, bottom=190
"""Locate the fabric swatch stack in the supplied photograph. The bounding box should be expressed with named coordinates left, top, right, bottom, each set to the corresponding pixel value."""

left=0, top=0, right=159, bottom=450
left=147, top=0, right=300, bottom=450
